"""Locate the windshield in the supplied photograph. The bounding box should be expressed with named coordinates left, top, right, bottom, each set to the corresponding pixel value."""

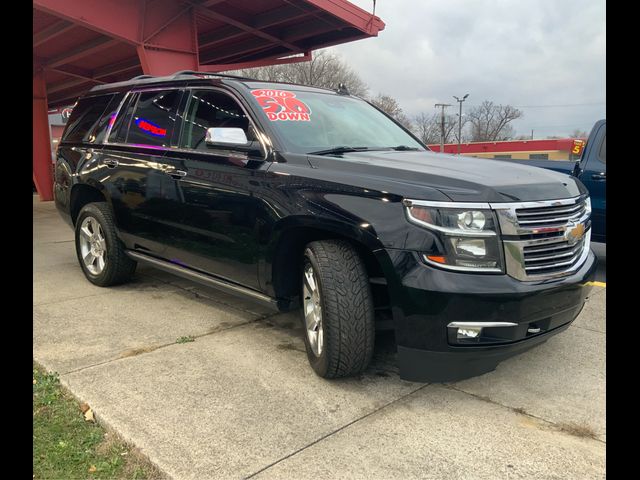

left=248, top=88, right=425, bottom=155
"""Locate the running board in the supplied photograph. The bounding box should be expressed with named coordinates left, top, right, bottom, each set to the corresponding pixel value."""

left=126, top=250, right=278, bottom=310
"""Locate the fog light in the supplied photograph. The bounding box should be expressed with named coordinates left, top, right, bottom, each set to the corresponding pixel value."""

left=457, top=326, right=482, bottom=340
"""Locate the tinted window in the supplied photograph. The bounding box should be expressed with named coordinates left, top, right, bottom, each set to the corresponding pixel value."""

left=180, top=90, right=253, bottom=150
left=529, top=153, right=549, bottom=160
left=598, top=135, right=606, bottom=163
left=126, top=90, right=181, bottom=147
left=494, top=154, right=512, bottom=159
left=92, top=93, right=125, bottom=143
left=62, top=94, right=114, bottom=143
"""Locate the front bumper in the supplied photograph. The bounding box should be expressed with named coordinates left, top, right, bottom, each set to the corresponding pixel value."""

left=380, top=248, right=597, bottom=382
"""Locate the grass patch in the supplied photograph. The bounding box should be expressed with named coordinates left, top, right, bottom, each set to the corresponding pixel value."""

left=176, top=336, right=195, bottom=344
left=33, top=362, right=162, bottom=479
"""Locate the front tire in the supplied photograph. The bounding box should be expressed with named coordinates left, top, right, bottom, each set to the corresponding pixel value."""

left=301, top=240, right=375, bottom=378
left=75, top=202, right=136, bottom=287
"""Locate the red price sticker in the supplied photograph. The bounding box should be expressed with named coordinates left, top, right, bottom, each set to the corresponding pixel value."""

left=251, top=89, right=311, bottom=122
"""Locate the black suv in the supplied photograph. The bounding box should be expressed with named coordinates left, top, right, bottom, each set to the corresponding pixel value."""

left=54, top=71, right=596, bottom=382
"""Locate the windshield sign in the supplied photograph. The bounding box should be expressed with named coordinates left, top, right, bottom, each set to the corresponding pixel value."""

left=251, top=89, right=312, bottom=122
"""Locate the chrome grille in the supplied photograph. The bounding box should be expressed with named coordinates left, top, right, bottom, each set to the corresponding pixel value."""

left=523, top=237, right=586, bottom=275
left=491, top=196, right=591, bottom=281
left=516, top=201, right=587, bottom=227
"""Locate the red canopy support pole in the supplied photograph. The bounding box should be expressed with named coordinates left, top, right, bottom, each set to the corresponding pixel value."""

left=33, top=68, right=54, bottom=202
left=137, top=7, right=199, bottom=76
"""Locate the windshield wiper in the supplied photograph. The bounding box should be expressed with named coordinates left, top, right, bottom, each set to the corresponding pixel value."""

left=389, top=145, right=421, bottom=151
left=308, top=145, right=419, bottom=155
left=308, top=146, right=373, bottom=156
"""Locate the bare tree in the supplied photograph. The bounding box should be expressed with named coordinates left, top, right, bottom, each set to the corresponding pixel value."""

left=412, top=113, right=441, bottom=145
left=370, top=93, right=413, bottom=130
left=569, top=128, right=588, bottom=138
left=231, top=50, right=369, bottom=97
left=451, top=114, right=471, bottom=144
left=467, top=101, right=523, bottom=141
left=412, top=112, right=460, bottom=145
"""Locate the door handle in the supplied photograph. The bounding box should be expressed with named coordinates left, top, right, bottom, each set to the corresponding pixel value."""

left=591, top=173, right=606, bottom=181
left=166, top=169, right=187, bottom=180
left=103, top=159, right=119, bottom=168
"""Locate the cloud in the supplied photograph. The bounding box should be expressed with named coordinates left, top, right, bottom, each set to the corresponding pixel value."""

left=330, top=0, right=605, bottom=137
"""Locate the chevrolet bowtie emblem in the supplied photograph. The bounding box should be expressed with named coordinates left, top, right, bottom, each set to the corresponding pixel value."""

left=566, top=222, right=585, bottom=245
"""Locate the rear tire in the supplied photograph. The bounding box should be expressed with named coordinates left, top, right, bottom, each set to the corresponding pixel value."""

left=75, top=202, right=136, bottom=287
left=301, top=240, right=375, bottom=378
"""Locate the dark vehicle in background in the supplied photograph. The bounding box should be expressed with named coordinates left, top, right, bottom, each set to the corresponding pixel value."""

left=54, top=72, right=596, bottom=382
left=508, top=120, right=606, bottom=243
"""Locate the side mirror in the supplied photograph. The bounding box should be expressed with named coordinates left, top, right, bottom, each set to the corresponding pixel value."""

left=204, top=127, right=263, bottom=159
left=205, top=127, right=249, bottom=147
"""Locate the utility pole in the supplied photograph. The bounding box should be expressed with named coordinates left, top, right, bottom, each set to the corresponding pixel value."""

left=531, top=129, right=534, bottom=140
left=453, top=94, right=469, bottom=155
left=434, top=103, right=451, bottom=153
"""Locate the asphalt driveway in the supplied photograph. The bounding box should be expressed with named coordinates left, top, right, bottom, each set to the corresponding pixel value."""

left=33, top=196, right=606, bottom=479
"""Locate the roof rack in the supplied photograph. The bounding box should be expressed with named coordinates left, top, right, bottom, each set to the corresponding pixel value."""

left=126, top=71, right=252, bottom=82
left=169, top=70, right=253, bottom=81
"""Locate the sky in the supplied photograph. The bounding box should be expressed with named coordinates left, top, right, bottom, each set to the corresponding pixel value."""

left=330, top=0, right=606, bottom=138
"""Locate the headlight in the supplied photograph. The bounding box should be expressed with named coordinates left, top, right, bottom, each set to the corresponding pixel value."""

left=404, top=200, right=503, bottom=273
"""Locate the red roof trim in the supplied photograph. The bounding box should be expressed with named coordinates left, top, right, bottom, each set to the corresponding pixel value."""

left=428, top=138, right=586, bottom=154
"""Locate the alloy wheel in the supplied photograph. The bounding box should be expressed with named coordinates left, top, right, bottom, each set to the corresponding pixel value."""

left=78, top=216, right=107, bottom=275
left=303, top=263, right=324, bottom=356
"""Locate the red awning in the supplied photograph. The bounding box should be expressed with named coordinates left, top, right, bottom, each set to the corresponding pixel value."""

left=34, top=0, right=385, bottom=108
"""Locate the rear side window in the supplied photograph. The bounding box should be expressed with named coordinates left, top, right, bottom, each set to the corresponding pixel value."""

left=61, top=94, right=114, bottom=143
left=125, top=90, right=181, bottom=147
left=91, top=93, right=125, bottom=144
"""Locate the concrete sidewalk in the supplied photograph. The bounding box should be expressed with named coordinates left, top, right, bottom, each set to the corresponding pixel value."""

left=33, top=196, right=606, bottom=479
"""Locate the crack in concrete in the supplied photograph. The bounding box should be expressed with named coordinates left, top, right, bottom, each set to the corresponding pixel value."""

left=444, top=384, right=605, bottom=444
left=58, top=311, right=282, bottom=377
left=244, top=383, right=430, bottom=479
left=572, top=324, right=605, bottom=335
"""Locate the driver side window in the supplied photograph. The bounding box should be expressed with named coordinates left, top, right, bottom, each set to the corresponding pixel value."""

left=180, top=90, right=255, bottom=150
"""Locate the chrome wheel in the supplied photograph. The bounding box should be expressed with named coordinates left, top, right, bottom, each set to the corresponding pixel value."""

left=303, top=264, right=324, bottom=357
left=78, top=216, right=107, bottom=275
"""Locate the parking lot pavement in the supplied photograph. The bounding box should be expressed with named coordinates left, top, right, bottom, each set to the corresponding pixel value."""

left=33, top=197, right=606, bottom=479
